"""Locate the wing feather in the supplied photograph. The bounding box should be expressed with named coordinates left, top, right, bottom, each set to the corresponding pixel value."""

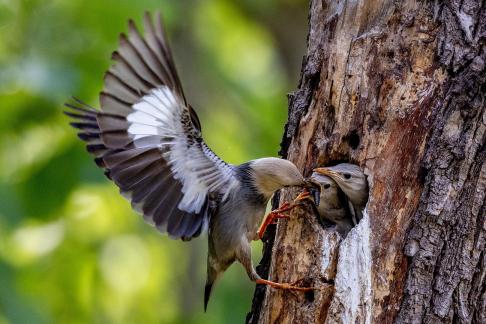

left=66, top=12, right=237, bottom=240
left=99, top=92, right=133, bottom=116
left=103, top=72, right=141, bottom=103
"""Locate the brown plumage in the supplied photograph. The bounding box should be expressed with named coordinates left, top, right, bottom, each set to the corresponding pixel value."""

left=314, top=163, right=369, bottom=224
left=309, top=172, right=354, bottom=236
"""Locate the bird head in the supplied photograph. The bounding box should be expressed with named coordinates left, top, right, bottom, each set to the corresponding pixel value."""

left=310, top=172, right=339, bottom=197
left=313, top=163, right=368, bottom=205
left=250, top=158, right=305, bottom=198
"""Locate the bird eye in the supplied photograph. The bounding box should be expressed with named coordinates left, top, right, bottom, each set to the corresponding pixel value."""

left=323, top=184, right=331, bottom=189
left=343, top=173, right=351, bottom=179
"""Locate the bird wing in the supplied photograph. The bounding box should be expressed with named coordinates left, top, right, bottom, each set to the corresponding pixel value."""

left=65, top=12, right=238, bottom=240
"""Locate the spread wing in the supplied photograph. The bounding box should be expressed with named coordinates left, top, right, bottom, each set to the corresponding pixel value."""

left=65, top=12, right=238, bottom=240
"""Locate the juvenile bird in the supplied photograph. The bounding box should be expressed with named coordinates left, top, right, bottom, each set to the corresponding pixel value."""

left=65, top=12, right=312, bottom=311
left=313, top=163, right=368, bottom=225
left=309, top=172, right=354, bottom=236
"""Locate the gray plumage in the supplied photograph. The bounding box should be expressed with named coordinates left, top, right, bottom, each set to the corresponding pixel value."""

left=309, top=172, right=353, bottom=236
left=204, top=158, right=304, bottom=310
left=313, top=163, right=368, bottom=225
left=65, top=12, right=307, bottom=311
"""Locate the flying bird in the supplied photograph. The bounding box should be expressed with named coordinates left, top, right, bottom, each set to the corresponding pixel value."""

left=308, top=172, right=354, bottom=236
left=65, top=12, right=313, bottom=311
left=313, top=163, right=368, bottom=225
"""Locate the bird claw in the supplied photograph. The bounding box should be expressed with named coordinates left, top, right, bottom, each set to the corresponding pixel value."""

left=274, top=213, right=290, bottom=219
left=293, top=189, right=312, bottom=204
left=257, top=190, right=314, bottom=240
left=255, top=278, right=315, bottom=292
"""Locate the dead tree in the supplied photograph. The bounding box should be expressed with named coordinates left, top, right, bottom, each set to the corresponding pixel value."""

left=247, top=1, right=486, bottom=323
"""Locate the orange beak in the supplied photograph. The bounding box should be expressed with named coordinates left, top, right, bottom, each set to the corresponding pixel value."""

left=313, top=167, right=336, bottom=177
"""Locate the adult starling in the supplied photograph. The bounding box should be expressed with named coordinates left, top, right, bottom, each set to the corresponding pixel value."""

left=313, top=163, right=368, bottom=225
left=65, top=12, right=312, bottom=311
left=309, top=172, right=354, bottom=236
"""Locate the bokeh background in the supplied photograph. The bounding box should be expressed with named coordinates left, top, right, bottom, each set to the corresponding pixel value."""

left=0, top=0, right=307, bottom=323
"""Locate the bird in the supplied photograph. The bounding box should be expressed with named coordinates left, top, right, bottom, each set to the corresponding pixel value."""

left=64, top=12, right=313, bottom=311
left=308, top=172, right=354, bottom=236
left=313, top=163, right=368, bottom=225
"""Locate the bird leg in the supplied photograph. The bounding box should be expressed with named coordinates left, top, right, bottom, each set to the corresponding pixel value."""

left=257, top=202, right=290, bottom=237
left=255, top=278, right=315, bottom=292
left=257, top=190, right=312, bottom=239
left=236, top=239, right=316, bottom=292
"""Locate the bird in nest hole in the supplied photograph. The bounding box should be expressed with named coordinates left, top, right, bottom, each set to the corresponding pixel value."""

left=309, top=163, right=369, bottom=236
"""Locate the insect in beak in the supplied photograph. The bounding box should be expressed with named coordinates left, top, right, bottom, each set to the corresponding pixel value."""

left=303, top=179, right=321, bottom=207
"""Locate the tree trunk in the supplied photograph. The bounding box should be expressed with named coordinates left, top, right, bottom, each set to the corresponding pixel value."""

left=247, top=1, right=486, bottom=323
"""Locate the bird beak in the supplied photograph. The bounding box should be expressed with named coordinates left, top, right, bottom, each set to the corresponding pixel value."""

left=309, top=186, right=320, bottom=207
left=303, top=178, right=321, bottom=206
left=303, top=178, right=315, bottom=188
left=313, top=167, right=336, bottom=177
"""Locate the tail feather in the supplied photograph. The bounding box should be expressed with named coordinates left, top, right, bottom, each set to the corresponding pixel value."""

left=204, top=258, right=221, bottom=312
left=204, top=282, right=213, bottom=312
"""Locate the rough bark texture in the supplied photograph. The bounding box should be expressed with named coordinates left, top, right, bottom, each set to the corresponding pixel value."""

left=247, top=1, right=486, bottom=323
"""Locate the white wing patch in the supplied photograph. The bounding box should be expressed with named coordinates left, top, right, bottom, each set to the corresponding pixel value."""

left=127, top=87, right=237, bottom=214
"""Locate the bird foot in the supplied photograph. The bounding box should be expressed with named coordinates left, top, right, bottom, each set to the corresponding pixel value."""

left=293, top=189, right=312, bottom=204
left=257, top=190, right=313, bottom=240
left=255, top=278, right=315, bottom=292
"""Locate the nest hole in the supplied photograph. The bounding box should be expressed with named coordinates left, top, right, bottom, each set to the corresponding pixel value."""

left=346, top=130, right=360, bottom=150
left=309, top=156, right=369, bottom=237
left=304, top=290, right=315, bottom=303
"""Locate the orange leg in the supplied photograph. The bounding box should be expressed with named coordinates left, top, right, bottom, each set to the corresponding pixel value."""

left=257, top=189, right=312, bottom=239
left=293, top=189, right=312, bottom=203
left=258, top=203, right=293, bottom=240
left=255, top=278, right=315, bottom=292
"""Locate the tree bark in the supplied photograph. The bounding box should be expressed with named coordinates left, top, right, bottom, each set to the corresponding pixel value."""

left=247, top=1, right=486, bottom=323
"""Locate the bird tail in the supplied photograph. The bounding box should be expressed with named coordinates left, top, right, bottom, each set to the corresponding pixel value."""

left=204, top=281, right=213, bottom=312
left=204, top=263, right=219, bottom=312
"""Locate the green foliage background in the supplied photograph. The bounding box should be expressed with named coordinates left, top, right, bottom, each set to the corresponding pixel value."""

left=0, top=0, right=307, bottom=323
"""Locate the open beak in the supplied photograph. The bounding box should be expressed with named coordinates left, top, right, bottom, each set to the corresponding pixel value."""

left=309, top=186, right=320, bottom=207
left=302, top=178, right=321, bottom=206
